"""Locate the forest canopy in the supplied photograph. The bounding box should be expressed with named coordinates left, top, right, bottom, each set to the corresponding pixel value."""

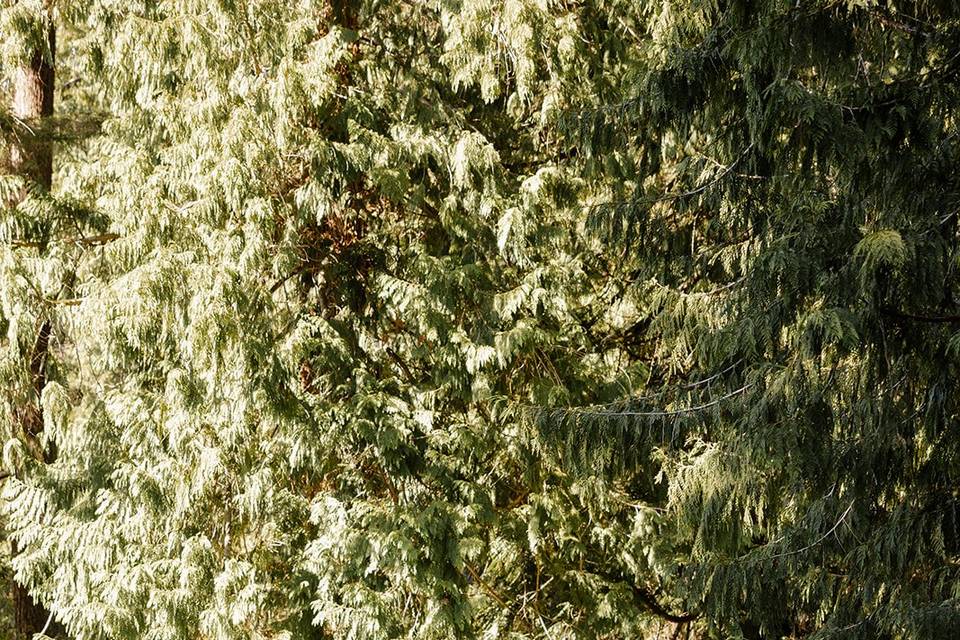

left=1, top=1, right=959, bottom=639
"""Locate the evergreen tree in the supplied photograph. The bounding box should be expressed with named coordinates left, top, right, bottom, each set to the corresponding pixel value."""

left=539, top=1, right=960, bottom=637
left=1, top=1, right=958, bottom=639
left=3, top=1, right=675, bottom=638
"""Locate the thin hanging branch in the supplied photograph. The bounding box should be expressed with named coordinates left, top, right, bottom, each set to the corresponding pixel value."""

left=586, top=142, right=756, bottom=213
left=553, top=383, right=752, bottom=419
left=768, top=500, right=856, bottom=560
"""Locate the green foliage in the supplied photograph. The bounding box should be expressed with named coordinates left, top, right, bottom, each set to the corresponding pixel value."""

left=536, top=1, right=960, bottom=638
left=1, top=1, right=959, bottom=639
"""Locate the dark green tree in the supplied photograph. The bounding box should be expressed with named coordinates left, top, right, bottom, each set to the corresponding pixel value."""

left=542, top=1, right=960, bottom=637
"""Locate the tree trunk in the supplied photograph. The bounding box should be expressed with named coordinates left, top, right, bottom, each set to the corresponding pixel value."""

left=7, top=12, right=64, bottom=640
left=12, top=539, right=54, bottom=640
left=9, top=23, right=55, bottom=188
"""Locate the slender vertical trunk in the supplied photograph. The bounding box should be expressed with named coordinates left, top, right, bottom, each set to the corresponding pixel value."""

left=7, top=11, right=63, bottom=640
left=12, top=540, right=53, bottom=640
left=10, top=23, right=55, bottom=188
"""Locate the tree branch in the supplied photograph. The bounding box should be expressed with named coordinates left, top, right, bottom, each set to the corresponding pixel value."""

left=880, top=307, right=960, bottom=323
left=590, top=568, right=697, bottom=624
left=10, top=232, right=119, bottom=249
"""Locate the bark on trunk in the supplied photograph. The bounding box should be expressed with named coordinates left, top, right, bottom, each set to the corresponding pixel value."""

left=12, top=538, right=53, bottom=640
left=7, top=13, right=64, bottom=640
left=9, top=24, right=55, bottom=187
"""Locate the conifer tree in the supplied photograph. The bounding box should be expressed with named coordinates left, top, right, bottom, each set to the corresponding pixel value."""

left=3, top=1, right=670, bottom=638
left=1, top=1, right=958, bottom=639
left=539, top=1, right=960, bottom=637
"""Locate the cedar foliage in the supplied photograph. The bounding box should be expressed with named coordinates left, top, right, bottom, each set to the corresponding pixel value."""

left=540, top=1, right=960, bottom=638
left=0, top=1, right=958, bottom=639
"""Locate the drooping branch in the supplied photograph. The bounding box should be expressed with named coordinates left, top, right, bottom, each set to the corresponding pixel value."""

left=554, top=383, right=752, bottom=419
left=880, top=307, right=960, bottom=324
left=10, top=232, right=120, bottom=249
left=586, top=143, right=756, bottom=215
left=591, top=568, right=698, bottom=624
